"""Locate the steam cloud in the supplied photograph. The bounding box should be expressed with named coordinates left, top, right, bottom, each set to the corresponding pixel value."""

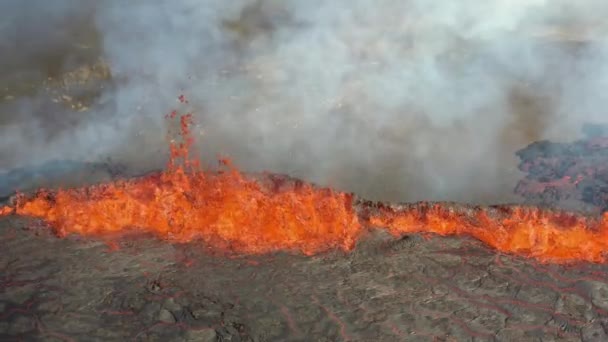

left=1, top=0, right=608, bottom=202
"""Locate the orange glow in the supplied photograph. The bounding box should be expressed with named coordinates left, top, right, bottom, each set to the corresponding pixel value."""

left=0, top=206, right=13, bottom=216
left=368, top=203, right=608, bottom=263
left=1, top=103, right=608, bottom=263
left=1, top=109, right=361, bottom=255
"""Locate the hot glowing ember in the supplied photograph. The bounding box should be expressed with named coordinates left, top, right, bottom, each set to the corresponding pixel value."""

left=368, top=203, right=608, bottom=263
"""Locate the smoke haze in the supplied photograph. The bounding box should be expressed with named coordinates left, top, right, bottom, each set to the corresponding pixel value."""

left=1, top=0, right=608, bottom=202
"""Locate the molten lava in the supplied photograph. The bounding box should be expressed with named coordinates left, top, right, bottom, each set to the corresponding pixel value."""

left=0, top=206, right=12, bottom=216
left=368, top=203, right=608, bottom=263
left=1, top=102, right=608, bottom=263
left=0, top=109, right=361, bottom=255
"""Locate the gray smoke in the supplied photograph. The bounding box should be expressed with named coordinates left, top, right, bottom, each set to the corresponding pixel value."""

left=2, top=0, right=608, bottom=202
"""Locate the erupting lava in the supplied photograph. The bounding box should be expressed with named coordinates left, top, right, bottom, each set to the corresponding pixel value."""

left=368, top=203, right=608, bottom=263
left=0, top=109, right=361, bottom=255
left=1, top=100, right=608, bottom=263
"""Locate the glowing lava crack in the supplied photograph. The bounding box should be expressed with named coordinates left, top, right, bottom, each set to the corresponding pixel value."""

left=2, top=110, right=608, bottom=263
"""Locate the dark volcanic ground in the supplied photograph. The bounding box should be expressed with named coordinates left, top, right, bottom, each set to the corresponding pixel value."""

left=1, top=216, right=607, bottom=342
left=2, top=187, right=608, bottom=342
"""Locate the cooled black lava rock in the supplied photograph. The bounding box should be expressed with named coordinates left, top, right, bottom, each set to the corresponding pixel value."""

left=515, top=125, right=608, bottom=211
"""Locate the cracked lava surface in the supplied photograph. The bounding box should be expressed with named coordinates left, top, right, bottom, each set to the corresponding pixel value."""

left=2, top=216, right=608, bottom=341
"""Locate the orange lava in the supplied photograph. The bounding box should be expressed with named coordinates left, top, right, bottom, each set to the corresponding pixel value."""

left=1, top=109, right=361, bottom=255
left=369, top=203, right=608, bottom=263
left=1, top=101, right=608, bottom=263
left=0, top=206, right=13, bottom=216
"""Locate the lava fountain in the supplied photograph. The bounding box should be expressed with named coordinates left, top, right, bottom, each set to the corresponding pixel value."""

left=2, top=103, right=608, bottom=263
left=0, top=110, right=361, bottom=255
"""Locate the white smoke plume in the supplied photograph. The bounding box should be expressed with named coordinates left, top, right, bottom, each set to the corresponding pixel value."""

left=1, top=0, right=608, bottom=202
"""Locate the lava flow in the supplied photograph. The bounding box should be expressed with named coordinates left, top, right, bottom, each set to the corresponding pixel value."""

left=0, top=110, right=361, bottom=255
left=367, top=203, right=608, bottom=263
left=1, top=105, right=608, bottom=263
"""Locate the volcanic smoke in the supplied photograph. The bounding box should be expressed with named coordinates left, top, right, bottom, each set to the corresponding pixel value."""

left=3, top=1, right=608, bottom=205
left=2, top=106, right=608, bottom=264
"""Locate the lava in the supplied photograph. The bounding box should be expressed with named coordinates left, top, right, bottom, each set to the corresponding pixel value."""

left=367, top=203, right=608, bottom=263
left=1, top=101, right=608, bottom=263
left=0, top=206, right=12, bottom=216
left=0, top=107, right=361, bottom=255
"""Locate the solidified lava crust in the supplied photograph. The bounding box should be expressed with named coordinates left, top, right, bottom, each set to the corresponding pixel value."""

left=516, top=126, right=608, bottom=212
left=3, top=214, right=608, bottom=341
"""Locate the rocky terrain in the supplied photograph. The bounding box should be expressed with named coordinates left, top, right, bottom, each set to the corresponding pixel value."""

left=3, top=209, right=608, bottom=341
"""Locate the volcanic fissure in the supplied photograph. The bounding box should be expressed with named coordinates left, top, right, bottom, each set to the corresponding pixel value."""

left=2, top=104, right=608, bottom=264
